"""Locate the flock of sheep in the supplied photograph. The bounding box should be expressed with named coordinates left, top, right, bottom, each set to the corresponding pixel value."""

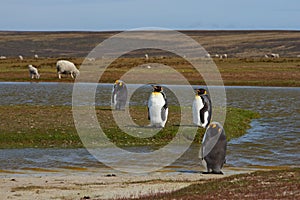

left=28, top=60, right=80, bottom=80
left=205, top=53, right=282, bottom=59
left=1, top=52, right=286, bottom=80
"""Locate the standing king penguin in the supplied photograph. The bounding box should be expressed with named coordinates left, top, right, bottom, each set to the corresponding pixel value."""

left=111, top=80, right=128, bottom=110
left=200, top=122, right=227, bottom=174
left=192, top=88, right=212, bottom=128
left=148, top=85, right=168, bottom=128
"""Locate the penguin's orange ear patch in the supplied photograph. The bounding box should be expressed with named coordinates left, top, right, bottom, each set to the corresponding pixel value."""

left=211, top=124, right=217, bottom=128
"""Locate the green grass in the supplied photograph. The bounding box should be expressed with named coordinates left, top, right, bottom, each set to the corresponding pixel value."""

left=0, top=105, right=259, bottom=148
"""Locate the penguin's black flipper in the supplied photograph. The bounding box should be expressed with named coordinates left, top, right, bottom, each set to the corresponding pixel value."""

left=161, top=107, right=167, bottom=121
left=203, top=95, right=212, bottom=125
left=161, top=92, right=168, bottom=107
left=147, top=106, right=150, bottom=120
left=161, top=91, right=168, bottom=121
left=200, top=107, right=205, bottom=124
left=200, top=95, right=210, bottom=125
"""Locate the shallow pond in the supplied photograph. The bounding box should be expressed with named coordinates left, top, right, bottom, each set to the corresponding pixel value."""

left=0, top=83, right=299, bottom=174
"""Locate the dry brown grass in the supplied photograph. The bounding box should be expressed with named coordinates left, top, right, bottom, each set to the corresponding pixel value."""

left=0, top=57, right=299, bottom=86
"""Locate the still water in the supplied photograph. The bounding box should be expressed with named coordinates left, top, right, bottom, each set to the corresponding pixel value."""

left=0, top=82, right=299, bottom=174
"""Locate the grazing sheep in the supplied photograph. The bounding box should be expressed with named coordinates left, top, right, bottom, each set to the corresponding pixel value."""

left=28, top=65, right=40, bottom=79
left=270, top=53, right=280, bottom=58
left=205, top=53, right=211, bottom=58
left=87, top=57, right=95, bottom=61
left=56, top=60, right=80, bottom=79
left=19, top=55, right=24, bottom=61
left=0, top=56, right=6, bottom=59
left=265, top=53, right=280, bottom=58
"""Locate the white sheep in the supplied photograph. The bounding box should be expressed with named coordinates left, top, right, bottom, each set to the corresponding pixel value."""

left=56, top=60, right=80, bottom=79
left=270, top=53, right=280, bottom=58
left=145, top=54, right=149, bottom=60
left=87, top=57, right=95, bottom=61
left=0, top=56, right=6, bottom=59
left=28, top=64, right=40, bottom=79
left=265, top=53, right=279, bottom=58
left=205, top=53, right=211, bottom=58
left=34, top=54, right=39, bottom=59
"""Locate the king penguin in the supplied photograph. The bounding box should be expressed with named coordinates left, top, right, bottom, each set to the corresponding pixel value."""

left=199, top=122, right=227, bottom=174
left=111, top=80, right=128, bottom=110
left=192, top=88, right=212, bottom=128
left=148, top=85, right=168, bottom=128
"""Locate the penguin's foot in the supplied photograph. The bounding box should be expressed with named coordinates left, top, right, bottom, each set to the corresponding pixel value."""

left=202, top=171, right=224, bottom=175
left=147, top=124, right=164, bottom=128
left=212, top=171, right=224, bottom=175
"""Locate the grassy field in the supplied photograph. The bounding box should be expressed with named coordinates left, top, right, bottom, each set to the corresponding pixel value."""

left=0, top=105, right=259, bottom=148
left=0, top=57, right=299, bottom=86
left=0, top=30, right=299, bottom=86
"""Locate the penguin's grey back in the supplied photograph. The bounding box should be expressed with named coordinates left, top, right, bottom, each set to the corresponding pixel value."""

left=200, top=122, right=227, bottom=174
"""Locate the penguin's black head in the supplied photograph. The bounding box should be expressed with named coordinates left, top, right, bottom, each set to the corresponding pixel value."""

left=152, top=85, right=163, bottom=92
left=195, top=88, right=207, bottom=95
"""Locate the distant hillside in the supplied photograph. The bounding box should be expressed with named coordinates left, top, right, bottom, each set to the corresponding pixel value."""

left=0, top=30, right=299, bottom=58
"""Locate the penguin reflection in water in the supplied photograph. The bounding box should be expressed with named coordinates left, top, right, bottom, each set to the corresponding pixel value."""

left=200, top=122, right=227, bottom=174
left=148, top=85, right=168, bottom=128
left=192, top=88, right=212, bottom=128
left=111, top=80, right=128, bottom=110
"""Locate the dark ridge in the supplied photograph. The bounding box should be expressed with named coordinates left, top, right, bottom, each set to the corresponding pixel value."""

left=0, top=30, right=299, bottom=58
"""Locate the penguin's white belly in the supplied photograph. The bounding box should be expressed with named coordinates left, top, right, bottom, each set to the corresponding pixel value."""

left=192, top=96, right=204, bottom=126
left=148, top=94, right=167, bottom=127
